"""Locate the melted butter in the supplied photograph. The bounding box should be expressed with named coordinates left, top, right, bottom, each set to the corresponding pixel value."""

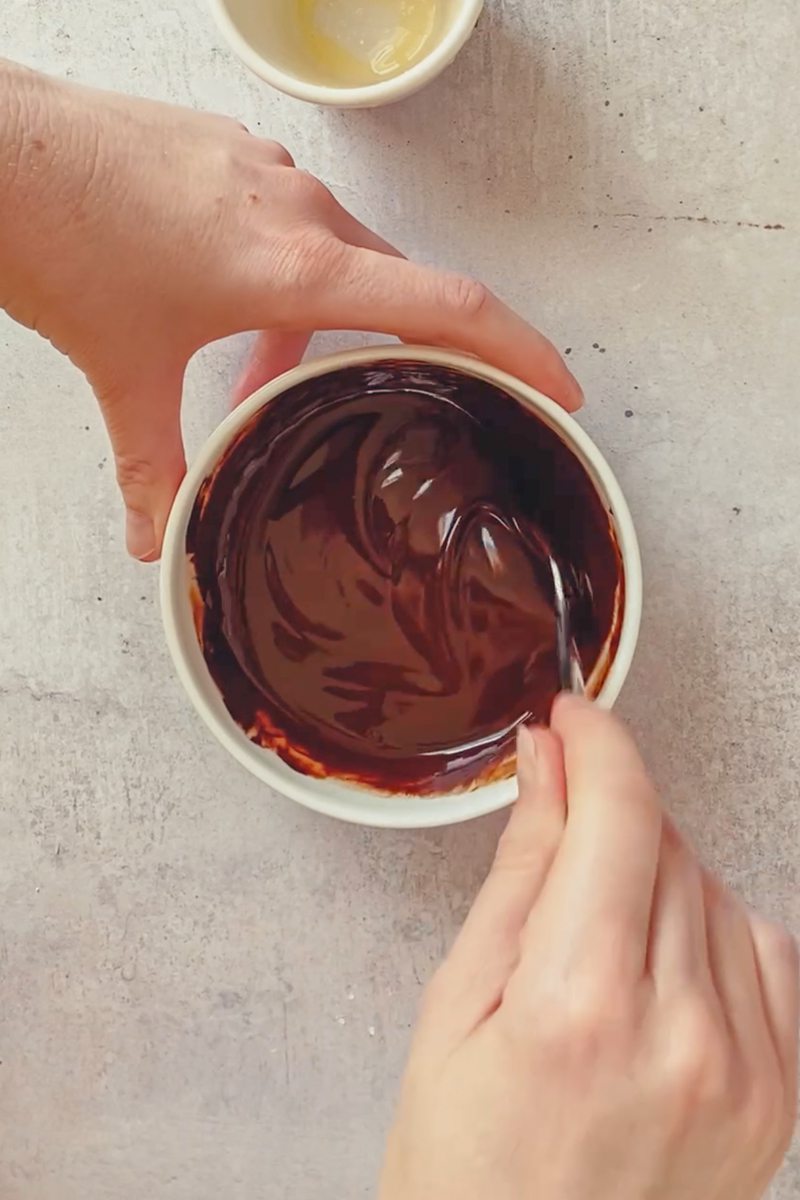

left=295, top=0, right=441, bottom=85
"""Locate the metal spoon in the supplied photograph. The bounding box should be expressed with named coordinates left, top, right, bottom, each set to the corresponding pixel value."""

left=548, top=555, right=585, bottom=695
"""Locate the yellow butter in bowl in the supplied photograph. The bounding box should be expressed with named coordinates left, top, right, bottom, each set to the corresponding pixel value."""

left=295, top=0, right=442, bottom=85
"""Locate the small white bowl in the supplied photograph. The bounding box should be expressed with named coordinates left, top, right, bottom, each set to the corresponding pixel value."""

left=161, top=346, right=642, bottom=828
left=208, top=0, right=485, bottom=107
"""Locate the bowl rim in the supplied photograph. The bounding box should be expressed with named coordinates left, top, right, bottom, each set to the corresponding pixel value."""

left=207, top=0, right=485, bottom=107
left=160, top=344, right=643, bottom=828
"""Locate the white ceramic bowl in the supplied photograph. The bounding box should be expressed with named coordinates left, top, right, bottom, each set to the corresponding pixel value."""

left=161, top=345, right=642, bottom=828
left=208, top=0, right=484, bottom=107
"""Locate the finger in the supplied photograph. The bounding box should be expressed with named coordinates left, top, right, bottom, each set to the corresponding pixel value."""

left=704, top=875, right=774, bottom=1067
left=421, top=725, right=566, bottom=1043
left=526, top=695, right=662, bottom=980
left=648, top=820, right=710, bottom=988
left=749, top=914, right=799, bottom=1099
left=307, top=248, right=583, bottom=412
left=232, top=330, right=312, bottom=407
left=96, top=364, right=187, bottom=561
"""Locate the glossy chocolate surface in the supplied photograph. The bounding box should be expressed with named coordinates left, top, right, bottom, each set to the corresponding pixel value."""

left=187, top=362, right=623, bottom=793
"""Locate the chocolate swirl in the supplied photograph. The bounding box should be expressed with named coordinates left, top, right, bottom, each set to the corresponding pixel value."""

left=187, top=362, right=623, bottom=794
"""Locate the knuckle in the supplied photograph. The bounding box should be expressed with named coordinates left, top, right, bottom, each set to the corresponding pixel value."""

left=753, top=916, right=799, bottom=970
left=211, top=112, right=247, bottom=133
left=534, top=977, right=633, bottom=1062
left=703, top=870, right=738, bottom=918
left=559, top=999, right=607, bottom=1054
left=742, top=1076, right=785, bottom=1147
left=493, top=827, right=551, bottom=875
left=773, top=924, right=799, bottom=968
left=662, top=1001, right=731, bottom=1109
left=265, top=139, right=295, bottom=168
left=289, top=169, right=336, bottom=212
left=442, top=275, right=492, bottom=320
left=275, top=226, right=345, bottom=294
left=114, top=453, right=159, bottom=495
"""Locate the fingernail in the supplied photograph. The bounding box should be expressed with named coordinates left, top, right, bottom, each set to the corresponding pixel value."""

left=126, top=509, right=157, bottom=561
left=516, top=723, right=538, bottom=772
left=569, top=374, right=585, bottom=411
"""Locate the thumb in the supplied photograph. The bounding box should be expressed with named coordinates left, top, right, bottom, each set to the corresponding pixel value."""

left=419, top=726, right=566, bottom=1046
left=95, top=363, right=187, bottom=561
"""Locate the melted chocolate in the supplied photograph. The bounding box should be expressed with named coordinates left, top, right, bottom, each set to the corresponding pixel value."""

left=187, top=362, right=622, bottom=794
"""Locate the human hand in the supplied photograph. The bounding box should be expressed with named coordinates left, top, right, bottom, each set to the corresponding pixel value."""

left=0, top=63, right=581, bottom=560
left=380, top=697, right=799, bottom=1200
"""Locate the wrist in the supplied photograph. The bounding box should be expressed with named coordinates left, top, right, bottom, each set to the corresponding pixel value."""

left=0, top=60, right=31, bottom=202
left=0, top=61, right=96, bottom=335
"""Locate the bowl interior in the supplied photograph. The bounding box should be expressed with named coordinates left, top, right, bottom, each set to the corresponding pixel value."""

left=215, top=0, right=474, bottom=90
left=161, top=347, right=641, bottom=827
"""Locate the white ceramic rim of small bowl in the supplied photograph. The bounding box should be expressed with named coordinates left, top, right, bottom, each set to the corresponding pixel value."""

left=161, top=345, right=643, bottom=828
left=207, top=0, right=485, bottom=107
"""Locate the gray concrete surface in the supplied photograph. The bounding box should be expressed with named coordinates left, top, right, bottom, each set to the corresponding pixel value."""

left=1, top=0, right=798, bottom=1196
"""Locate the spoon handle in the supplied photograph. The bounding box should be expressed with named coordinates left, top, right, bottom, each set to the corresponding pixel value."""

left=548, top=555, right=585, bottom=696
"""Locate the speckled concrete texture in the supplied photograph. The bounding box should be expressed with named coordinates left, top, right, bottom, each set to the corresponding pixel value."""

left=1, top=0, right=798, bottom=1197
